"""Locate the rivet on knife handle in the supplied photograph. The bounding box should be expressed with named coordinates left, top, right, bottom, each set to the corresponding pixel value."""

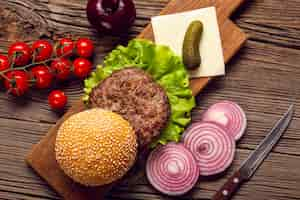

left=212, top=170, right=244, bottom=200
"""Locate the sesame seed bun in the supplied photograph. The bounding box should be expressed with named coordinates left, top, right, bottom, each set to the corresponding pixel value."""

left=55, top=108, right=137, bottom=186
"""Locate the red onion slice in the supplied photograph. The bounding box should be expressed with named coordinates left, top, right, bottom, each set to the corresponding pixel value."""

left=146, top=143, right=199, bottom=196
left=202, top=101, right=247, bottom=141
left=182, top=122, right=235, bottom=176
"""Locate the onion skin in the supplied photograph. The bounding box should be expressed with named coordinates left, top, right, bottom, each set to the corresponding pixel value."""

left=146, top=143, right=199, bottom=196
left=202, top=101, right=247, bottom=141
left=182, top=122, right=235, bottom=176
left=86, top=0, right=136, bottom=35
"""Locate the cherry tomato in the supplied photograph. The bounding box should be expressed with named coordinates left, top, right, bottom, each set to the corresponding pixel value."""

left=76, top=38, right=94, bottom=58
left=73, top=58, right=92, bottom=78
left=4, top=70, right=29, bottom=96
left=30, top=65, right=53, bottom=89
left=0, top=55, right=10, bottom=71
left=56, top=38, right=74, bottom=57
left=51, top=58, right=72, bottom=81
left=48, top=90, right=67, bottom=110
left=8, top=42, right=32, bottom=66
left=32, top=40, right=53, bottom=62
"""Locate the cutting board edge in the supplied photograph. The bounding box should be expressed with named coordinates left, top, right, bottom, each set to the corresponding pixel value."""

left=25, top=0, right=249, bottom=198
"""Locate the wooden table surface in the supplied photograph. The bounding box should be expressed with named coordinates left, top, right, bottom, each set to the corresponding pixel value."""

left=0, top=0, right=300, bottom=199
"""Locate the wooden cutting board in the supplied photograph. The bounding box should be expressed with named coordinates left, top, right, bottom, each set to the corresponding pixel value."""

left=26, top=0, right=248, bottom=199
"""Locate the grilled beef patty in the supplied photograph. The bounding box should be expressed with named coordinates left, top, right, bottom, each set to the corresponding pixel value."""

left=89, top=68, right=170, bottom=148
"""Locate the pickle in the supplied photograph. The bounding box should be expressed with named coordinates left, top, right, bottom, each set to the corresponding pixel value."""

left=182, top=20, right=203, bottom=70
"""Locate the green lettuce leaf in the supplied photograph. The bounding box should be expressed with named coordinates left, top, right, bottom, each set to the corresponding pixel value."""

left=84, top=39, right=196, bottom=146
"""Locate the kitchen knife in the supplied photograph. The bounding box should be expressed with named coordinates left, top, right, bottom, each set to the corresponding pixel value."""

left=212, top=105, right=294, bottom=200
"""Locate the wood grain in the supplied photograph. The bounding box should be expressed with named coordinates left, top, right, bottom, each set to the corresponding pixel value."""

left=1, top=0, right=300, bottom=199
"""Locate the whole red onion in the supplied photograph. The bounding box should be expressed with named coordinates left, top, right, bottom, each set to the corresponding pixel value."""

left=86, top=0, right=136, bottom=35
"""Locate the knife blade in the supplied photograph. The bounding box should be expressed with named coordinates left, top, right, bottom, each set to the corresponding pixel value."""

left=212, top=104, right=294, bottom=200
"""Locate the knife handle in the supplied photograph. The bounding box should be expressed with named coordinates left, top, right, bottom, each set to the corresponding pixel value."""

left=212, top=170, right=244, bottom=200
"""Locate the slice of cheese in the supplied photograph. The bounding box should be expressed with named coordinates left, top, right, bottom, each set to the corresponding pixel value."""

left=151, top=7, right=225, bottom=78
